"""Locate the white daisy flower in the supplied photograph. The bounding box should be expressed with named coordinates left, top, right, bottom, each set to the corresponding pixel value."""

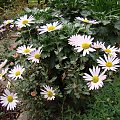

left=15, top=15, right=35, bottom=28
left=17, top=45, right=35, bottom=55
left=3, top=20, right=14, bottom=25
left=38, top=21, right=62, bottom=34
left=102, top=45, right=118, bottom=54
left=40, top=85, right=55, bottom=100
left=0, top=89, right=19, bottom=110
left=91, top=41, right=105, bottom=49
left=28, top=47, right=42, bottom=63
left=76, top=17, right=99, bottom=24
left=0, top=68, right=8, bottom=80
left=83, top=66, right=107, bottom=90
left=0, top=59, right=7, bottom=70
left=97, top=54, right=120, bottom=71
left=68, top=35, right=96, bottom=56
left=8, top=65, right=25, bottom=80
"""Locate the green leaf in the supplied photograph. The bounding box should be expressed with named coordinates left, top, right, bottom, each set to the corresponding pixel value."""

left=114, top=20, right=120, bottom=30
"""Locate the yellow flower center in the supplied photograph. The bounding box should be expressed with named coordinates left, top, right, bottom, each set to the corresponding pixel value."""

left=106, top=62, right=113, bottom=67
left=22, top=20, right=29, bottom=25
left=104, top=49, right=111, bottom=53
left=34, top=54, right=40, bottom=59
left=82, top=43, right=90, bottom=49
left=47, top=91, right=53, bottom=97
left=83, top=19, right=89, bottom=23
left=15, top=71, right=21, bottom=76
left=7, top=96, right=13, bottom=102
left=24, top=48, right=30, bottom=53
left=47, top=26, right=56, bottom=31
left=92, top=76, right=99, bottom=83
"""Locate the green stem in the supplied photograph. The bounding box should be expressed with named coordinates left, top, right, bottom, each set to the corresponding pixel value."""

left=61, top=96, right=65, bottom=120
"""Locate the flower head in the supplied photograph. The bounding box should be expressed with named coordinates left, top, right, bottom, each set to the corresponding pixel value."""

left=8, top=65, right=25, bottom=80
left=38, top=21, right=62, bottom=34
left=17, top=45, right=35, bottom=55
left=102, top=45, right=118, bottom=54
left=15, top=15, right=35, bottom=28
left=68, top=35, right=96, bottom=56
left=97, top=54, right=120, bottom=71
left=40, top=85, right=55, bottom=100
left=3, top=20, right=14, bottom=25
left=28, top=47, right=42, bottom=63
left=0, top=89, right=19, bottom=110
left=83, top=66, right=107, bottom=90
left=76, top=17, right=99, bottom=24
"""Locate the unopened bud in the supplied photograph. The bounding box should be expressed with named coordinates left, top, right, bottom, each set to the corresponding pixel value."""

left=31, top=91, right=37, bottom=97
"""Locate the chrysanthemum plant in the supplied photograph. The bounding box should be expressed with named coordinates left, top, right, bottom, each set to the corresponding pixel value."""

left=0, top=7, right=120, bottom=119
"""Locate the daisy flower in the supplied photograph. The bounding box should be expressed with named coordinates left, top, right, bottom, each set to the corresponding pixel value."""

left=40, top=85, right=55, bottom=100
left=28, top=47, right=42, bottom=63
left=15, top=15, right=35, bottom=28
left=97, top=54, right=120, bottom=71
left=0, top=89, right=19, bottom=110
left=16, top=45, right=35, bottom=55
left=76, top=17, right=99, bottom=24
left=38, top=21, right=62, bottom=34
left=68, top=35, right=96, bottom=56
left=8, top=65, right=25, bottom=80
left=0, top=68, right=8, bottom=80
left=83, top=66, right=107, bottom=90
left=3, top=20, right=14, bottom=25
left=0, top=59, right=7, bottom=70
left=91, top=41, right=105, bottom=49
left=102, top=45, right=118, bottom=54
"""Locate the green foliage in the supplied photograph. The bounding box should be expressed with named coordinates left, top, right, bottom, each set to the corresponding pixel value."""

left=0, top=0, right=12, bottom=8
left=48, top=0, right=120, bottom=20
left=82, top=75, right=120, bottom=120
left=47, top=0, right=120, bottom=45
left=88, top=0, right=120, bottom=14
